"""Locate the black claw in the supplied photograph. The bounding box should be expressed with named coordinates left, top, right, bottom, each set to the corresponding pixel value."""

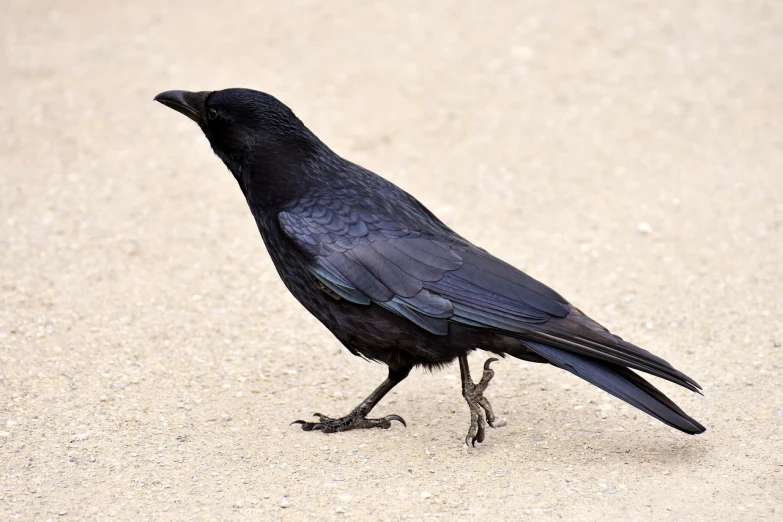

left=484, top=358, right=498, bottom=370
left=291, top=419, right=326, bottom=431
left=385, top=414, right=406, bottom=427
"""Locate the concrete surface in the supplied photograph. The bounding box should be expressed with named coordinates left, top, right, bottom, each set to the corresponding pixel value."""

left=2, top=0, right=782, bottom=520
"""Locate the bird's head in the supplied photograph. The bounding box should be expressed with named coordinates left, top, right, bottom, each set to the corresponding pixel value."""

left=154, top=88, right=326, bottom=202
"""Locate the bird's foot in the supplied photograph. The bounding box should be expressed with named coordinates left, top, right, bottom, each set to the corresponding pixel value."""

left=291, top=411, right=406, bottom=433
left=462, top=357, right=498, bottom=446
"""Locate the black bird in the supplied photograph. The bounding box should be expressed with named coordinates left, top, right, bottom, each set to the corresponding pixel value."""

left=154, top=88, right=705, bottom=445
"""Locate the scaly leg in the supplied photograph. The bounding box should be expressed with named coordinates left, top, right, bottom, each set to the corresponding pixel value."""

left=292, top=366, right=410, bottom=433
left=459, top=356, right=498, bottom=446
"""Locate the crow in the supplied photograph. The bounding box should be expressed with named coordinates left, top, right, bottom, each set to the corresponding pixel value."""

left=154, top=88, right=705, bottom=445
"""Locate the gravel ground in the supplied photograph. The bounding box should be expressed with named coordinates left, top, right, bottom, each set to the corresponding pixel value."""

left=2, top=0, right=782, bottom=520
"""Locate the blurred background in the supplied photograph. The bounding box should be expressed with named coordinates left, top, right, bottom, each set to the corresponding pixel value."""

left=2, top=0, right=782, bottom=519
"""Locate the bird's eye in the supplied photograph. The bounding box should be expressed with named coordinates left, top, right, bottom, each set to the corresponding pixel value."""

left=207, top=108, right=218, bottom=120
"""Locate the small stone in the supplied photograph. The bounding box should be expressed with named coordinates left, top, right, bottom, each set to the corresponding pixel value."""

left=420, top=491, right=432, bottom=499
left=335, top=506, right=345, bottom=514
left=637, top=222, right=653, bottom=234
left=280, top=497, right=290, bottom=508
left=0, top=431, right=10, bottom=438
left=333, top=391, right=343, bottom=399
left=233, top=500, right=243, bottom=508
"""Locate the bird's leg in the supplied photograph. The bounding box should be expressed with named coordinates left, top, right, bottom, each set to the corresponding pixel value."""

left=459, top=356, right=498, bottom=446
left=292, top=366, right=410, bottom=433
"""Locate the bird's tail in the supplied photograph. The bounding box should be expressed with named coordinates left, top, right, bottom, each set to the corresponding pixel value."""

left=512, top=341, right=706, bottom=434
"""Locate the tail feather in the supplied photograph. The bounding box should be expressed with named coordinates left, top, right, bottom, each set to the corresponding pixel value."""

left=520, top=341, right=706, bottom=434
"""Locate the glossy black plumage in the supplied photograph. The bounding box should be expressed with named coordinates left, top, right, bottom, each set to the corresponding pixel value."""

left=154, top=88, right=705, bottom=440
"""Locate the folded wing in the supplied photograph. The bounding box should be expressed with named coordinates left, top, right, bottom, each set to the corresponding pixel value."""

left=278, top=197, right=700, bottom=392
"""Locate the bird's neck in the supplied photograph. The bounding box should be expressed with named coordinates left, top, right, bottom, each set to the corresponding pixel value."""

left=226, top=144, right=344, bottom=212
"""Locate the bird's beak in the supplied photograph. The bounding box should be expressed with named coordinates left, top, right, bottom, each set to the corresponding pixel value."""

left=153, top=90, right=210, bottom=123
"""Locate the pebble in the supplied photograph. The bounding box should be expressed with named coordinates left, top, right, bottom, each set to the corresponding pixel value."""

left=280, top=497, right=290, bottom=508
left=420, top=491, right=432, bottom=499
left=637, top=222, right=653, bottom=234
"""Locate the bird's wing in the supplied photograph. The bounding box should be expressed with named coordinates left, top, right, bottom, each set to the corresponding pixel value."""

left=278, top=197, right=459, bottom=335
left=278, top=197, right=699, bottom=391
left=277, top=195, right=568, bottom=335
